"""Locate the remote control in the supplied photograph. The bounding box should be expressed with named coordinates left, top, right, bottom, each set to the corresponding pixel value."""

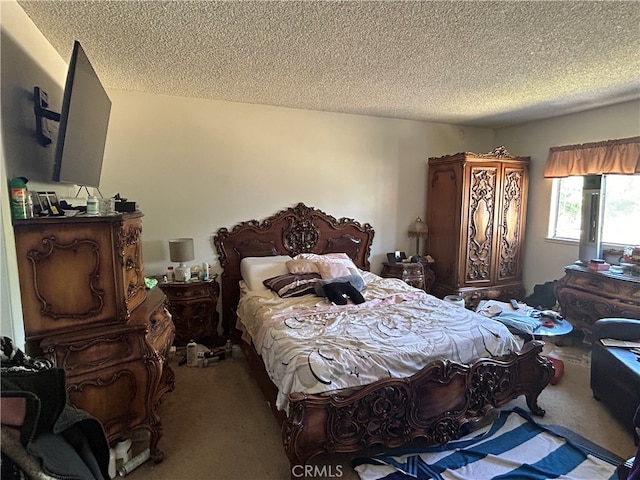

left=510, top=299, right=520, bottom=310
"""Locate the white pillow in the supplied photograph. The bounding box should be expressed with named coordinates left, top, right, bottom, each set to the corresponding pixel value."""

left=240, top=256, right=291, bottom=291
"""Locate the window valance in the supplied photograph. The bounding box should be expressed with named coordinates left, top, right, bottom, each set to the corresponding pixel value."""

left=543, top=136, right=640, bottom=178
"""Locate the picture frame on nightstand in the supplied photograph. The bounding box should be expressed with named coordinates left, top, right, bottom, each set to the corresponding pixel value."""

left=36, top=191, right=64, bottom=216
left=36, top=191, right=51, bottom=211
left=386, top=251, right=407, bottom=263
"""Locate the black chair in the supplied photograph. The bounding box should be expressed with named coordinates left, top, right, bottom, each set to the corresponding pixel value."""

left=591, top=318, right=640, bottom=432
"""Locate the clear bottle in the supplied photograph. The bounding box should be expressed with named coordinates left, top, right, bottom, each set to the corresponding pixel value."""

left=186, top=340, right=198, bottom=367
left=225, top=339, right=233, bottom=361
left=86, top=195, right=99, bottom=216
left=26, top=192, right=34, bottom=218
left=201, top=262, right=209, bottom=281
left=166, top=266, right=175, bottom=282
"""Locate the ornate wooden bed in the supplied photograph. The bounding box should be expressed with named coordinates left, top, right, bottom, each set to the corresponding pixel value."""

left=213, top=203, right=553, bottom=467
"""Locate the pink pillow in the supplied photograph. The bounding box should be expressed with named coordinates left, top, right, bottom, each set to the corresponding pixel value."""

left=286, top=259, right=320, bottom=274
left=296, top=253, right=351, bottom=262
left=294, top=253, right=362, bottom=280
left=316, top=262, right=350, bottom=279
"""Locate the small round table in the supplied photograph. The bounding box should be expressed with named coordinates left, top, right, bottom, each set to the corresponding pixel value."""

left=476, top=300, right=573, bottom=385
left=531, top=318, right=574, bottom=340
left=519, top=320, right=574, bottom=385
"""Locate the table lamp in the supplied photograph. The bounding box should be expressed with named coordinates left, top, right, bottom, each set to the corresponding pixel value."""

left=407, top=217, right=428, bottom=256
left=169, top=238, right=194, bottom=282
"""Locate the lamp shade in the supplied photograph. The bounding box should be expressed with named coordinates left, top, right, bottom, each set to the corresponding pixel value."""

left=407, top=217, right=428, bottom=237
left=169, top=238, right=194, bottom=263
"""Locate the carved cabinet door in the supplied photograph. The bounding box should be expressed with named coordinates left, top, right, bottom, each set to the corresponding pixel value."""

left=495, top=164, right=528, bottom=284
left=460, top=161, right=528, bottom=288
left=460, top=162, right=501, bottom=289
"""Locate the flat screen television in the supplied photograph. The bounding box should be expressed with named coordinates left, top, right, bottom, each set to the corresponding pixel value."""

left=53, top=40, right=111, bottom=188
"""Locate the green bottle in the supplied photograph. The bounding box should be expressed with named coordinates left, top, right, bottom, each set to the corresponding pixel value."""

left=9, top=177, right=28, bottom=220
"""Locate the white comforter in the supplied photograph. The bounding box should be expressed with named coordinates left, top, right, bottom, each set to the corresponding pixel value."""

left=237, top=271, right=520, bottom=412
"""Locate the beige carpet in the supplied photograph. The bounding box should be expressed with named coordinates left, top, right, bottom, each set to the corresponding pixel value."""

left=124, top=342, right=635, bottom=480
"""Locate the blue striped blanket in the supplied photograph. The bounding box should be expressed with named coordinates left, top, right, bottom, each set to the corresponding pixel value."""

left=352, top=408, right=619, bottom=480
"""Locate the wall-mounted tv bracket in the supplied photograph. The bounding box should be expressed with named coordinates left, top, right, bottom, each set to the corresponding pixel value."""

left=33, top=86, right=60, bottom=146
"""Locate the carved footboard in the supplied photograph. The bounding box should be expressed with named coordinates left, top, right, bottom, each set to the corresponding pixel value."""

left=283, top=340, right=553, bottom=465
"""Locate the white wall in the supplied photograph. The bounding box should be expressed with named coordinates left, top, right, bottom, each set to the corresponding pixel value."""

left=0, top=0, right=70, bottom=347
left=101, top=90, right=493, bottom=278
left=495, top=100, right=640, bottom=289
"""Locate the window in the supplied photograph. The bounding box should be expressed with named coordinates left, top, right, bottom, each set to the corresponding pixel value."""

left=549, top=176, right=582, bottom=240
left=549, top=175, right=640, bottom=245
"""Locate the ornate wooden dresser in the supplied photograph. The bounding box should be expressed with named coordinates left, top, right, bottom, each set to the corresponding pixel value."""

left=381, top=262, right=425, bottom=290
left=13, top=212, right=175, bottom=462
left=555, top=264, right=640, bottom=337
left=380, top=261, right=436, bottom=293
left=157, top=277, right=220, bottom=346
left=426, top=147, right=529, bottom=308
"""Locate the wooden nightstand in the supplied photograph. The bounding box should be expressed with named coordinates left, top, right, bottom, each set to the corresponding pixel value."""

left=157, top=276, right=220, bottom=346
left=417, top=260, right=436, bottom=294
left=381, top=262, right=425, bottom=290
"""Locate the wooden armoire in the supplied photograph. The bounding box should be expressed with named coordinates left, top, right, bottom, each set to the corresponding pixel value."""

left=426, top=147, right=529, bottom=308
left=12, top=212, right=175, bottom=462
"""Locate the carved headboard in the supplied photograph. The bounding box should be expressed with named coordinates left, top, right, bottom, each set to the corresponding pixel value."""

left=213, top=203, right=375, bottom=335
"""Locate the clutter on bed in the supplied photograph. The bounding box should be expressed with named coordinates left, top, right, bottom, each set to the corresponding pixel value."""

left=238, top=270, right=522, bottom=412
left=320, top=280, right=365, bottom=304
left=476, top=299, right=543, bottom=334
left=313, top=274, right=365, bottom=296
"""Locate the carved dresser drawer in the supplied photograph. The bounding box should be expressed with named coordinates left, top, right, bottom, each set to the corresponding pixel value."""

left=40, top=325, right=145, bottom=376
left=65, top=357, right=153, bottom=440
left=13, top=213, right=147, bottom=339
left=555, top=264, right=640, bottom=336
left=561, top=269, right=626, bottom=297
left=37, top=287, right=175, bottom=461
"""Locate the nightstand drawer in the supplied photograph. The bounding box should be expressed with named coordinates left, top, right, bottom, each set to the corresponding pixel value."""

left=163, top=283, right=212, bottom=300
left=381, top=262, right=425, bottom=290
left=157, top=278, right=220, bottom=346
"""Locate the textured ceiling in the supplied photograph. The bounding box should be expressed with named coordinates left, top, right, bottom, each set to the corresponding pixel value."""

left=16, top=0, right=640, bottom=128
